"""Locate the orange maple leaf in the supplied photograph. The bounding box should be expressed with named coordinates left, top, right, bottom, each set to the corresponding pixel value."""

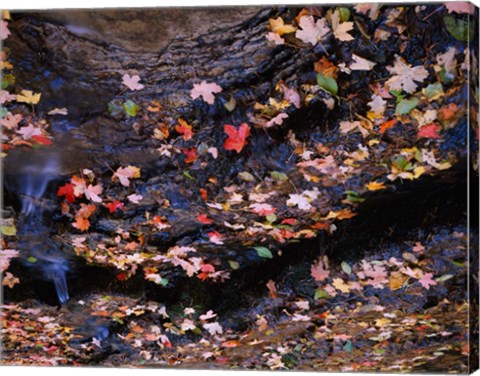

left=314, top=57, right=337, bottom=78
left=175, top=118, right=193, bottom=141
left=77, top=203, right=96, bottom=218
left=72, top=216, right=90, bottom=231
left=379, top=119, right=397, bottom=134
left=223, top=123, right=251, bottom=153
left=438, top=103, right=458, bottom=121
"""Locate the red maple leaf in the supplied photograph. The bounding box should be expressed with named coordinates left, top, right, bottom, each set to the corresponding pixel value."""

left=104, top=200, right=124, bottom=213
left=197, top=214, right=213, bottom=224
left=183, top=147, right=198, bottom=163
left=418, top=123, right=442, bottom=139
left=57, top=183, right=76, bottom=203
left=31, top=135, right=53, bottom=145
left=223, top=123, right=251, bottom=153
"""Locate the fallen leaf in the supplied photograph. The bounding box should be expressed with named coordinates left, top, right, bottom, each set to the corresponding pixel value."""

left=175, top=118, right=194, bottom=141
left=445, top=2, right=475, bottom=14
left=0, top=20, right=11, bottom=41
left=197, top=214, right=213, bottom=224
left=311, top=258, right=330, bottom=281
left=332, top=278, right=351, bottom=293
left=183, top=147, right=198, bottom=163
left=122, top=74, right=144, bottom=91
left=127, top=194, right=143, bottom=204
left=386, top=55, right=429, bottom=94
left=57, top=183, right=76, bottom=203
left=250, top=203, right=276, bottom=216
left=16, top=123, right=42, bottom=140
left=105, top=201, right=124, bottom=213
left=203, top=322, right=223, bottom=336
left=223, top=123, right=251, bottom=153
left=418, top=272, right=437, bottom=289
left=190, top=81, right=222, bottom=105
left=368, top=95, right=386, bottom=114
left=331, top=10, right=354, bottom=41
left=379, top=119, right=397, bottom=133
left=314, top=57, right=337, bottom=78
left=2, top=272, right=19, bottom=288
left=295, top=15, right=329, bottom=46
left=418, top=123, right=442, bottom=139
left=48, top=107, right=68, bottom=115
left=269, top=17, right=296, bottom=35
left=113, top=166, right=141, bottom=187
left=350, top=54, right=376, bottom=70
left=84, top=184, right=103, bottom=203
left=266, top=32, right=285, bottom=45
left=72, top=216, right=90, bottom=231
left=0, top=112, right=23, bottom=129
left=16, top=90, right=41, bottom=105
left=366, top=181, right=386, bottom=191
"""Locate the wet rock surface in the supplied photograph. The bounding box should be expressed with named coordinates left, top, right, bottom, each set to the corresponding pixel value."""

left=1, top=4, right=478, bottom=371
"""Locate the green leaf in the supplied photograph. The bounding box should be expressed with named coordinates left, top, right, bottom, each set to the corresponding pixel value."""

left=27, top=257, right=37, bottom=263
left=343, top=340, right=353, bottom=353
left=159, top=278, right=169, bottom=287
left=123, top=100, right=139, bottom=117
left=0, top=107, right=7, bottom=119
left=338, top=7, right=351, bottom=22
left=266, top=213, right=277, bottom=223
left=183, top=170, right=196, bottom=180
left=345, top=190, right=365, bottom=203
left=228, top=260, right=240, bottom=270
left=438, top=68, right=455, bottom=85
left=423, top=82, right=444, bottom=100
left=254, top=246, right=273, bottom=259
left=1, top=74, right=15, bottom=89
left=390, top=90, right=406, bottom=103
left=317, top=73, right=338, bottom=96
left=341, top=261, right=352, bottom=275
left=444, top=15, right=474, bottom=42
left=396, top=97, right=419, bottom=115
left=1, top=225, right=17, bottom=236
left=270, top=171, right=288, bottom=181
left=314, top=288, right=330, bottom=300
left=435, top=274, right=454, bottom=282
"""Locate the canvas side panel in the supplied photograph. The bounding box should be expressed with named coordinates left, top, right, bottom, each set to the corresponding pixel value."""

left=469, top=3, right=479, bottom=373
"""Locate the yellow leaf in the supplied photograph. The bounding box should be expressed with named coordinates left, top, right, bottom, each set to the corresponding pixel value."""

left=366, top=181, right=386, bottom=191
left=269, top=17, right=297, bottom=35
left=16, top=90, right=41, bottom=105
left=374, top=317, right=391, bottom=327
left=413, top=166, right=425, bottom=179
left=389, top=271, right=408, bottom=290
left=332, top=278, right=350, bottom=293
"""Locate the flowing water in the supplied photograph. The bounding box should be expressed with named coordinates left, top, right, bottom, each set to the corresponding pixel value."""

left=5, top=148, right=70, bottom=304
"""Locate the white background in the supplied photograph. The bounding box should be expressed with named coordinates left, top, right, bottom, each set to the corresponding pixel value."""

left=1, top=0, right=479, bottom=376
